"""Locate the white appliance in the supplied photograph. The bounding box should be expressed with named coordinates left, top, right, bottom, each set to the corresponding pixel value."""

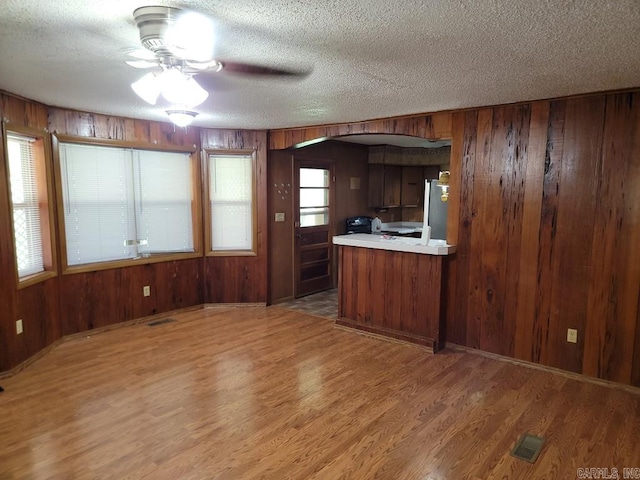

left=372, top=217, right=383, bottom=233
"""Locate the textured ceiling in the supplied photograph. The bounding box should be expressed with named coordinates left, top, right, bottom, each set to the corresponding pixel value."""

left=1, top=0, right=639, bottom=130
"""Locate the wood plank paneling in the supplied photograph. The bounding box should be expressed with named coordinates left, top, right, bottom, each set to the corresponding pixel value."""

left=466, top=108, right=494, bottom=350
left=447, top=92, right=640, bottom=386
left=584, top=92, right=640, bottom=384
left=337, top=245, right=445, bottom=350
left=446, top=110, right=477, bottom=346
left=546, top=96, right=604, bottom=373
left=268, top=150, right=295, bottom=303
left=202, top=129, right=268, bottom=304
left=532, top=100, right=566, bottom=366
left=514, top=101, right=549, bottom=362
left=48, top=109, right=199, bottom=147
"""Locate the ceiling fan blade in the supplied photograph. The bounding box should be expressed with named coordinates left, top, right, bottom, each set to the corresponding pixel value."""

left=221, top=61, right=312, bottom=78
left=124, top=47, right=157, bottom=61
left=126, top=60, right=158, bottom=69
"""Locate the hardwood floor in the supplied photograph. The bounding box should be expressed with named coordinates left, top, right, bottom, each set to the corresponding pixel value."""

left=1, top=306, right=639, bottom=479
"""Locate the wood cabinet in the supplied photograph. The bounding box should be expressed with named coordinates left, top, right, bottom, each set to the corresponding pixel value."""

left=401, top=166, right=424, bottom=206
left=368, top=164, right=402, bottom=207
left=368, top=165, right=423, bottom=208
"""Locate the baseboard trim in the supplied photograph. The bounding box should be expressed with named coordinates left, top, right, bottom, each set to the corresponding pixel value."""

left=0, top=339, right=64, bottom=379
left=334, top=323, right=433, bottom=351
left=0, top=305, right=203, bottom=379
left=445, top=342, right=640, bottom=395
left=336, top=317, right=436, bottom=353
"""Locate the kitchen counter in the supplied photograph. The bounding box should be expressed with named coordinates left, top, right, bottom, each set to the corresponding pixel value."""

left=333, top=233, right=456, bottom=256
left=334, top=234, right=453, bottom=352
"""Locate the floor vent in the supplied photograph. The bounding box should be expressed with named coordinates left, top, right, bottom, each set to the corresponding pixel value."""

left=147, top=318, right=176, bottom=327
left=511, top=433, right=545, bottom=463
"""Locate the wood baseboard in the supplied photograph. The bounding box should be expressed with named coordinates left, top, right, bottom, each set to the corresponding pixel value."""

left=445, top=342, right=640, bottom=396
left=336, top=317, right=436, bottom=352
left=333, top=323, right=433, bottom=351
left=0, top=305, right=203, bottom=379
left=0, top=340, right=64, bottom=379
left=204, top=302, right=267, bottom=308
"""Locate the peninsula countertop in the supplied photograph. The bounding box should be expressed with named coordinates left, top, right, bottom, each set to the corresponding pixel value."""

left=333, top=233, right=456, bottom=256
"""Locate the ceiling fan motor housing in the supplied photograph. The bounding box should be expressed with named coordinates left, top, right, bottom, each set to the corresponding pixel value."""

left=133, top=6, right=180, bottom=56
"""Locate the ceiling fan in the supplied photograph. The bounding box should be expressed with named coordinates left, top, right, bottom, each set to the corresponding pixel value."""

left=127, top=6, right=309, bottom=126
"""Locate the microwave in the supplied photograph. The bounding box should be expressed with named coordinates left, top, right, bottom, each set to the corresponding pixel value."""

left=345, top=216, right=373, bottom=234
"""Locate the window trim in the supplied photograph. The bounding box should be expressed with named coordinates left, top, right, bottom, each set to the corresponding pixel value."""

left=2, top=122, right=58, bottom=289
left=52, top=134, right=203, bottom=274
left=204, top=149, right=258, bottom=257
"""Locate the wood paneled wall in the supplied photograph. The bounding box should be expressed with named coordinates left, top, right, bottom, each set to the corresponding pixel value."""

left=270, top=91, right=640, bottom=387
left=3, top=87, right=640, bottom=388
left=267, top=140, right=372, bottom=303
left=0, top=94, right=268, bottom=371
left=446, top=92, right=640, bottom=386
left=48, top=108, right=205, bottom=337
left=1, top=95, right=57, bottom=371
left=201, top=129, right=268, bottom=303
left=268, top=149, right=295, bottom=303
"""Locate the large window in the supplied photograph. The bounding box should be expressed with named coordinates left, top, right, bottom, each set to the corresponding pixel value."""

left=4, top=127, right=56, bottom=285
left=58, top=141, right=198, bottom=268
left=207, top=151, right=256, bottom=254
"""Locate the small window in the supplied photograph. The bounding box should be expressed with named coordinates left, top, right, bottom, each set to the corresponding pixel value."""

left=299, top=167, right=330, bottom=227
left=4, top=127, right=56, bottom=285
left=58, top=140, right=198, bottom=269
left=207, top=151, right=256, bottom=254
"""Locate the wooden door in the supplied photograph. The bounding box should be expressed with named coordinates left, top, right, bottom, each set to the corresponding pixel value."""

left=294, top=161, right=334, bottom=297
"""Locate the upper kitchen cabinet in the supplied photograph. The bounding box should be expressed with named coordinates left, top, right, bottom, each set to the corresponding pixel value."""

left=367, top=142, right=450, bottom=208
left=368, top=164, right=402, bottom=207
left=401, top=166, right=424, bottom=207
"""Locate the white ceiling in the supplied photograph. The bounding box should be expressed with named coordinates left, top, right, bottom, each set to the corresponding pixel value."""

left=1, top=1, right=639, bottom=130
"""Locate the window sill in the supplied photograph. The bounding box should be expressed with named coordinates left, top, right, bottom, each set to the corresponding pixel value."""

left=207, top=250, right=257, bottom=257
left=62, top=251, right=203, bottom=275
left=17, top=270, right=57, bottom=290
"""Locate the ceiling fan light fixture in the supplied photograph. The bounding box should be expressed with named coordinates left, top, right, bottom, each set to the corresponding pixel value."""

left=131, top=72, right=161, bottom=105
left=162, top=76, right=209, bottom=107
left=166, top=109, right=197, bottom=127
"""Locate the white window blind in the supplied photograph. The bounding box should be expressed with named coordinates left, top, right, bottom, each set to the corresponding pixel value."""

left=134, top=150, right=193, bottom=254
left=60, top=143, right=194, bottom=266
left=7, top=134, right=44, bottom=277
left=209, top=154, right=254, bottom=251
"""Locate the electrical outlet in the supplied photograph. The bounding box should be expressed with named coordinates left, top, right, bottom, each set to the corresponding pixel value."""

left=567, top=328, right=578, bottom=344
left=143, top=285, right=151, bottom=297
left=16, top=319, right=23, bottom=335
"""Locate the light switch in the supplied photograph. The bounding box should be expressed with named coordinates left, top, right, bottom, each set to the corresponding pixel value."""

left=275, top=212, right=285, bottom=222
left=350, top=177, right=361, bottom=190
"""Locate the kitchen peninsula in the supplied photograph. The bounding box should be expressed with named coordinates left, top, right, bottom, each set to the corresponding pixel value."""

left=333, top=234, right=456, bottom=352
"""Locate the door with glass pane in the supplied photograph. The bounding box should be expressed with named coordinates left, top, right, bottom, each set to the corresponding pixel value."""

left=295, top=161, right=334, bottom=298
